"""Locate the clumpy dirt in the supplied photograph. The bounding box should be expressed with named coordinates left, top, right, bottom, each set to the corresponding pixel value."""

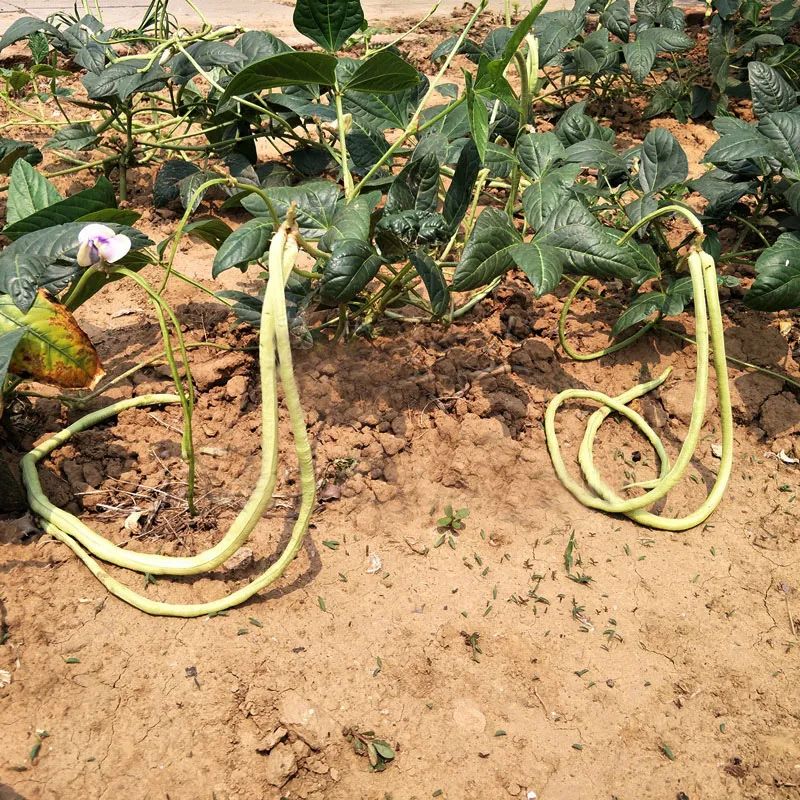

left=2, top=8, right=800, bottom=800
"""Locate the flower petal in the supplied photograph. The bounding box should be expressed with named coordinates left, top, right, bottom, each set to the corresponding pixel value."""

left=76, top=241, right=95, bottom=267
left=98, top=233, right=131, bottom=264
left=78, top=223, right=116, bottom=244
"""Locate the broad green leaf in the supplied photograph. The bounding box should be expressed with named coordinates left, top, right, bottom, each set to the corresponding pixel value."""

left=521, top=164, right=581, bottom=230
left=0, top=16, right=61, bottom=52
left=535, top=223, right=655, bottom=281
left=757, top=111, right=800, bottom=174
left=169, top=41, right=244, bottom=84
left=320, top=239, right=382, bottom=304
left=78, top=208, right=140, bottom=227
left=515, top=132, right=566, bottom=180
left=465, top=74, right=488, bottom=162
left=235, top=30, right=293, bottom=61
left=213, top=219, right=272, bottom=276
left=0, top=290, right=103, bottom=388
left=539, top=200, right=598, bottom=233
left=44, top=123, right=99, bottom=152
left=183, top=217, right=233, bottom=250
left=452, top=208, right=522, bottom=291
left=623, top=34, right=657, bottom=83
left=689, top=169, right=755, bottom=217
left=509, top=241, right=563, bottom=296
left=748, top=61, right=797, bottom=118
left=705, top=127, right=775, bottom=165
left=612, top=277, right=692, bottom=335
left=7, top=159, right=62, bottom=226
left=0, top=253, right=49, bottom=313
left=409, top=249, right=450, bottom=317
left=443, top=140, right=481, bottom=229
left=344, top=83, right=424, bottom=130
left=320, top=194, right=378, bottom=251
left=219, top=52, right=338, bottom=104
left=745, top=232, right=800, bottom=310
left=600, top=0, right=630, bottom=42
left=385, top=152, right=440, bottom=215
left=3, top=177, right=116, bottom=240
left=0, top=137, right=42, bottom=174
left=343, top=50, right=420, bottom=94
left=153, top=160, right=200, bottom=207
left=293, top=0, right=365, bottom=51
left=554, top=101, right=613, bottom=145
left=638, top=128, right=688, bottom=192
left=82, top=59, right=166, bottom=100
left=535, top=10, right=585, bottom=66
left=243, top=181, right=340, bottom=239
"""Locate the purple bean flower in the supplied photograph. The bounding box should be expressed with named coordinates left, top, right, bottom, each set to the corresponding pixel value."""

left=77, top=224, right=131, bottom=269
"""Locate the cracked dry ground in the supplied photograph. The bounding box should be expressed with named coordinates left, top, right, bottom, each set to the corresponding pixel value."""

left=1, top=248, right=799, bottom=800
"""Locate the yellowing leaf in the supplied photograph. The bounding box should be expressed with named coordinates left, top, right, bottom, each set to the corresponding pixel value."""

left=0, top=290, right=104, bottom=390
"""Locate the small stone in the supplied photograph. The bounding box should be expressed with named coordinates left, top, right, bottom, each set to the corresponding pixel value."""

left=223, top=548, right=254, bottom=572
left=372, top=481, right=398, bottom=503
left=82, top=463, right=104, bottom=488
left=278, top=692, right=339, bottom=751
left=306, top=754, right=328, bottom=775
left=225, top=375, right=248, bottom=405
left=378, top=433, right=405, bottom=456
left=263, top=743, right=297, bottom=787
left=291, top=739, right=312, bottom=759
left=257, top=727, right=288, bottom=754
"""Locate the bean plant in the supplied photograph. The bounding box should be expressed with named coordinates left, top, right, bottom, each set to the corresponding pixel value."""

left=0, top=0, right=798, bottom=615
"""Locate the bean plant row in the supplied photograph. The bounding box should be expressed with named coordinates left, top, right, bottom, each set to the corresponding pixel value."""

left=0, top=0, right=798, bottom=614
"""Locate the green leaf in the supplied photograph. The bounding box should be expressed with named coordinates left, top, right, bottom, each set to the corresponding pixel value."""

left=0, top=290, right=103, bottom=389
left=600, top=0, right=630, bottom=41
left=509, top=240, right=563, bottom=296
left=452, top=208, right=522, bottom=291
left=409, top=249, right=450, bottom=317
left=612, top=278, right=691, bottom=335
left=343, top=83, right=423, bottom=130
left=183, top=217, right=233, bottom=250
left=757, top=111, right=800, bottom=173
left=465, top=74, right=489, bottom=162
left=515, top=132, right=566, bottom=180
left=82, top=59, right=166, bottom=100
left=502, top=0, right=548, bottom=66
left=44, top=123, right=99, bottom=152
left=7, top=159, right=61, bottom=226
left=385, top=152, right=440, bottom=215
left=320, top=239, right=382, bottom=304
left=220, top=52, right=338, bottom=105
left=443, top=140, right=481, bottom=230
left=521, top=164, right=581, bottom=230
left=235, top=30, right=293, bottom=61
left=0, top=253, right=49, bottom=313
left=213, top=219, right=272, bottom=276
left=243, top=181, right=341, bottom=239
left=638, top=128, right=688, bottom=192
left=293, top=0, right=365, bottom=51
left=153, top=160, right=200, bottom=208
left=748, top=61, right=797, bottom=118
left=0, top=138, right=42, bottom=174
left=535, top=223, right=655, bottom=281
left=372, top=740, right=396, bottom=761
left=344, top=50, right=420, bottom=94
left=3, top=178, right=116, bottom=240
left=705, top=127, right=775, bottom=165
left=745, top=232, right=800, bottom=310
left=623, top=34, right=657, bottom=82
left=0, top=17, right=61, bottom=53
left=320, top=194, right=378, bottom=251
